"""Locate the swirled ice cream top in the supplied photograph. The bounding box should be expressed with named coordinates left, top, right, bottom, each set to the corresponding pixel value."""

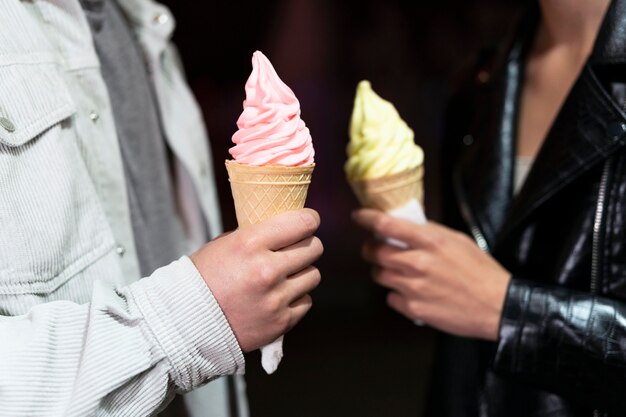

left=346, top=80, right=423, bottom=180
left=229, top=51, right=314, bottom=166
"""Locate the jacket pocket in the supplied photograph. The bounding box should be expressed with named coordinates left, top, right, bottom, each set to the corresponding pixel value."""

left=0, top=62, right=116, bottom=295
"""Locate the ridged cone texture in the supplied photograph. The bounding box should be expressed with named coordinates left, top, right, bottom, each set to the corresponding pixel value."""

left=226, top=161, right=315, bottom=227
left=349, top=165, right=424, bottom=211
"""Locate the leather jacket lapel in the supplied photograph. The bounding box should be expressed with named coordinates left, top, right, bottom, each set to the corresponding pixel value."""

left=497, top=65, right=626, bottom=245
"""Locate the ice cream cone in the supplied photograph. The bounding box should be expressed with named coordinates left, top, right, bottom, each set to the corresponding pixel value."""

left=225, top=160, right=315, bottom=227
left=349, top=165, right=424, bottom=211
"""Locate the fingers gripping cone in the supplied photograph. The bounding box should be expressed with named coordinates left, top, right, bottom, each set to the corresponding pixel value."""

left=349, top=165, right=426, bottom=250
left=349, top=166, right=426, bottom=327
left=226, top=161, right=314, bottom=374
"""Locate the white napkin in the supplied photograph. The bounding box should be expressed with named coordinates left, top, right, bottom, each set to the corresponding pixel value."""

left=261, top=335, right=283, bottom=374
left=383, top=199, right=427, bottom=326
left=384, top=199, right=427, bottom=247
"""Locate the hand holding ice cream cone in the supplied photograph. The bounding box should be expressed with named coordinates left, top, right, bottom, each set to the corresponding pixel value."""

left=347, top=81, right=427, bottom=326
left=226, top=51, right=316, bottom=374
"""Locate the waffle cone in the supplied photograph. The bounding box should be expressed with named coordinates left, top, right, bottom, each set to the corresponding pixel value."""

left=225, top=161, right=315, bottom=227
left=349, top=165, right=424, bottom=211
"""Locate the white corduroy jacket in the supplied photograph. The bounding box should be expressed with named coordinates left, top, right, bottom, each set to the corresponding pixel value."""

left=0, top=0, right=247, bottom=416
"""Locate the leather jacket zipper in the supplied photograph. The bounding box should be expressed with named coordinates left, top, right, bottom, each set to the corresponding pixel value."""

left=591, top=158, right=612, bottom=294
left=591, top=158, right=613, bottom=417
left=462, top=205, right=490, bottom=253
left=455, top=176, right=490, bottom=253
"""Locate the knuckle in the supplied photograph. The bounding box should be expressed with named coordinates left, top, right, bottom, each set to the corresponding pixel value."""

left=266, top=293, right=284, bottom=315
left=277, top=311, right=291, bottom=332
left=301, top=296, right=313, bottom=316
left=374, top=215, right=391, bottom=235
left=302, top=293, right=313, bottom=307
left=428, top=232, right=444, bottom=248
left=410, top=253, right=430, bottom=273
left=295, top=295, right=314, bottom=323
left=311, top=236, right=324, bottom=257
left=297, top=210, right=319, bottom=235
left=362, top=242, right=380, bottom=264
left=376, top=268, right=392, bottom=284
left=408, top=301, right=422, bottom=318
left=386, top=292, right=399, bottom=308
left=409, top=279, right=427, bottom=297
left=310, top=267, right=322, bottom=287
left=258, top=262, right=278, bottom=288
left=242, top=233, right=260, bottom=253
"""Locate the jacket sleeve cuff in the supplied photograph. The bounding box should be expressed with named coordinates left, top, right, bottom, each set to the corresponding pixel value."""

left=494, top=277, right=588, bottom=377
left=492, top=277, right=626, bottom=411
left=128, top=256, right=245, bottom=392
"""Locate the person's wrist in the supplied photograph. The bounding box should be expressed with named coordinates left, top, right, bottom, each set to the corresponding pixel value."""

left=482, top=272, right=512, bottom=341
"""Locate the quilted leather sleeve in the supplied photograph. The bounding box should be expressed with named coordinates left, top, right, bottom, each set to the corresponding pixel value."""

left=494, top=278, right=626, bottom=413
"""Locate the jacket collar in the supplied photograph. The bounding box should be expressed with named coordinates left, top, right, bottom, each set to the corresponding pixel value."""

left=455, top=0, right=626, bottom=250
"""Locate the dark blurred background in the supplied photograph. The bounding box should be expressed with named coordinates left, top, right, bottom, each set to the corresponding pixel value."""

left=161, top=1, right=523, bottom=416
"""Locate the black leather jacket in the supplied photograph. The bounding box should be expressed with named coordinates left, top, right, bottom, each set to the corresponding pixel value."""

left=428, top=1, right=626, bottom=416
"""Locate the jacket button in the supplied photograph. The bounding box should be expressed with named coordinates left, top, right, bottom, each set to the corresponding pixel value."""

left=0, top=117, right=15, bottom=133
left=607, top=121, right=626, bottom=141
left=116, top=245, right=126, bottom=257
left=463, top=134, right=474, bottom=146
left=153, top=12, right=169, bottom=25
left=477, top=70, right=490, bottom=84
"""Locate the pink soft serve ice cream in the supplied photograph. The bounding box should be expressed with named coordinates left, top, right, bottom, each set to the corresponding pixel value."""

left=229, top=51, right=314, bottom=166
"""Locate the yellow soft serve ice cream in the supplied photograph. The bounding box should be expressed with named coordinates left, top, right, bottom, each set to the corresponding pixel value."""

left=346, top=80, right=423, bottom=180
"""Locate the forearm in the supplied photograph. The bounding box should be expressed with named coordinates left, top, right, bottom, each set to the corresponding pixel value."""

left=0, top=256, right=244, bottom=417
left=494, top=278, right=625, bottom=413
